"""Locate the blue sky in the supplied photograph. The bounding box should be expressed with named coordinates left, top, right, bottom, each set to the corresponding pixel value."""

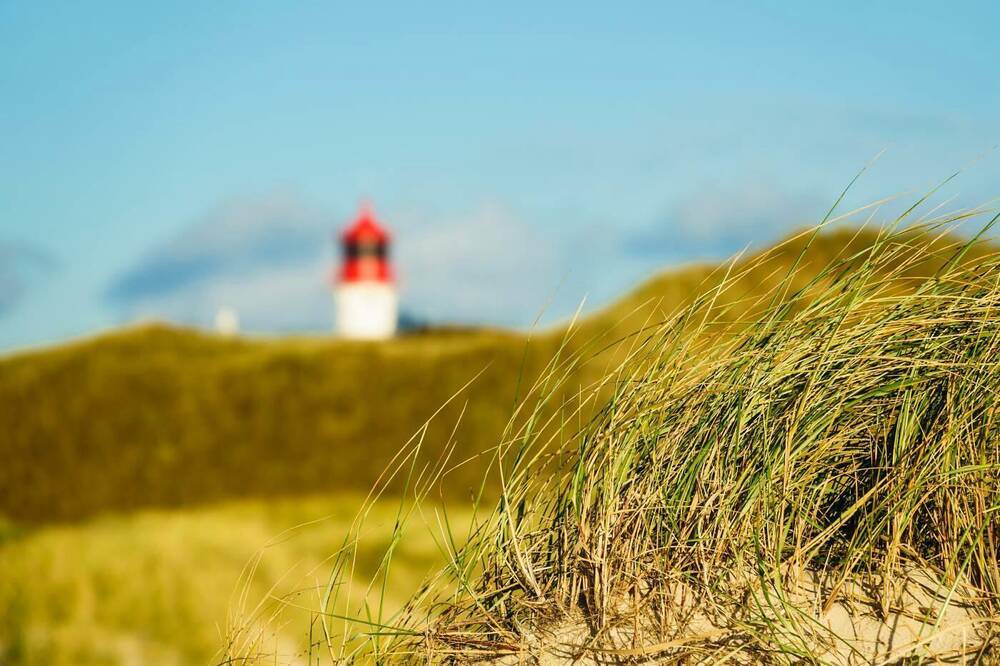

left=1, top=1, right=998, bottom=350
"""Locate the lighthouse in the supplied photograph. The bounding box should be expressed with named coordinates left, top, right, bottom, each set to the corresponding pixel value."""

left=334, top=204, right=398, bottom=339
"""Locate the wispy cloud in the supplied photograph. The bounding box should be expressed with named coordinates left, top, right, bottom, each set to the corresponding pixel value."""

left=626, top=182, right=826, bottom=261
left=395, top=203, right=576, bottom=326
left=102, top=187, right=836, bottom=334
left=103, top=195, right=590, bottom=331
left=105, top=193, right=337, bottom=331
left=0, top=241, right=56, bottom=317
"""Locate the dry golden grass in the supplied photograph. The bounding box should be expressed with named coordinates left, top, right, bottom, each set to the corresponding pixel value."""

left=0, top=494, right=476, bottom=665
left=224, top=209, right=1000, bottom=663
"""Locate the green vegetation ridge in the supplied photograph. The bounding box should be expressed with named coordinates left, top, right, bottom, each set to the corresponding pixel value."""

left=1, top=225, right=990, bottom=524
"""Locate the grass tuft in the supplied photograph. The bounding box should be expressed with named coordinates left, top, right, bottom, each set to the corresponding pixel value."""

left=225, top=204, right=1000, bottom=663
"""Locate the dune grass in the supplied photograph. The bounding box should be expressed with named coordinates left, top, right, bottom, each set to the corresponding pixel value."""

left=3, top=199, right=999, bottom=665
left=226, top=207, right=1000, bottom=663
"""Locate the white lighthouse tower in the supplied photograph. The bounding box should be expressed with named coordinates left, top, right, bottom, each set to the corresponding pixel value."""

left=334, top=204, right=398, bottom=339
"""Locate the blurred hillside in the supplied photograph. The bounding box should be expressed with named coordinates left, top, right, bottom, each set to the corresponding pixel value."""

left=0, top=226, right=990, bottom=523
left=0, top=493, right=472, bottom=665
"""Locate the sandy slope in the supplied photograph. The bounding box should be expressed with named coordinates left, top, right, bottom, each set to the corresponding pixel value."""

left=491, top=566, right=996, bottom=664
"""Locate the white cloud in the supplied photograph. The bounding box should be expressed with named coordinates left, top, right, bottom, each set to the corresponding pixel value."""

left=104, top=195, right=584, bottom=331
left=395, top=203, right=566, bottom=325
left=105, top=185, right=828, bottom=334
left=124, top=257, right=334, bottom=332
left=628, top=182, right=826, bottom=261
left=0, top=241, right=56, bottom=317
left=106, top=193, right=337, bottom=331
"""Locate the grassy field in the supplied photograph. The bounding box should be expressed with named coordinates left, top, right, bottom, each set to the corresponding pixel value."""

left=2, top=225, right=990, bottom=525
left=0, top=493, right=475, bottom=665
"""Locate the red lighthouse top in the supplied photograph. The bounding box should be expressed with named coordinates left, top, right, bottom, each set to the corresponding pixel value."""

left=337, top=204, right=394, bottom=283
